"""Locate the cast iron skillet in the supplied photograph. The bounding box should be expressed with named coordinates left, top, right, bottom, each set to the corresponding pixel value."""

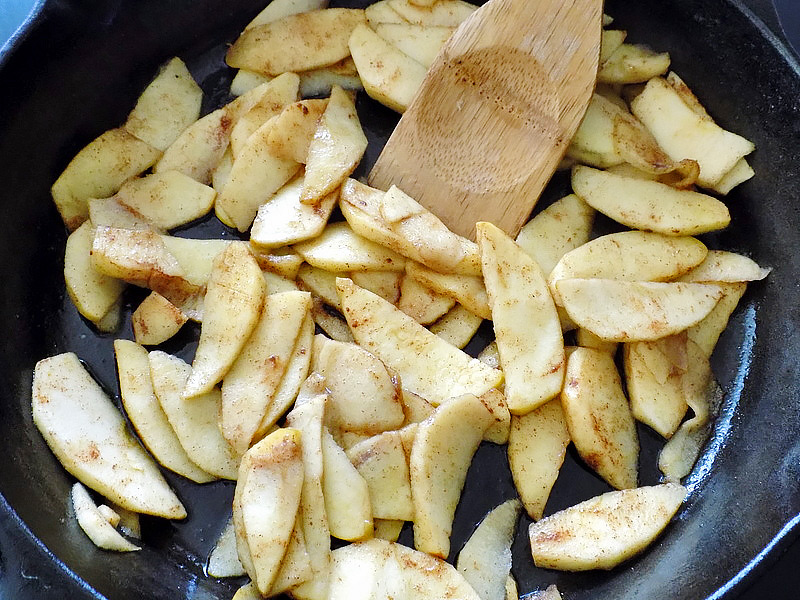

left=0, top=0, right=798, bottom=598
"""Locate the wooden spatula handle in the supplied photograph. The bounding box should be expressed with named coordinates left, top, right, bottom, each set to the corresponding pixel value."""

left=369, top=0, right=602, bottom=240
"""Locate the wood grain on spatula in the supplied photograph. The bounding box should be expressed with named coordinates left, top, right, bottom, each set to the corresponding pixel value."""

left=369, top=0, right=602, bottom=240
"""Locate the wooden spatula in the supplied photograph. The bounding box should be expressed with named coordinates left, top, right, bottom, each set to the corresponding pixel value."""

left=368, top=0, right=602, bottom=240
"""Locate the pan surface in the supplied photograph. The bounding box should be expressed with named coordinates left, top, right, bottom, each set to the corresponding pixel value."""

left=0, top=0, right=798, bottom=598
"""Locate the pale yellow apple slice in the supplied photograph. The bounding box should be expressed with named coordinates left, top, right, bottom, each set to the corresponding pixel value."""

left=404, top=261, right=490, bottom=318
left=429, top=304, right=484, bottom=350
left=71, top=482, right=140, bottom=552
left=221, top=290, right=311, bottom=454
left=207, top=517, right=245, bottom=578
left=87, top=197, right=155, bottom=231
left=227, top=8, right=366, bottom=76
left=310, top=300, right=354, bottom=343
left=234, top=428, right=304, bottom=595
left=337, top=278, right=502, bottom=405
left=321, top=428, right=372, bottom=541
left=114, top=340, right=213, bottom=483
left=456, top=499, right=521, bottom=600
left=300, top=85, right=367, bottom=204
left=678, top=250, right=770, bottom=283
left=299, top=57, right=364, bottom=97
left=598, top=43, right=671, bottom=84
left=131, top=292, right=188, bottom=346
left=346, top=430, right=414, bottom=521
left=124, top=57, right=202, bottom=151
left=160, top=236, right=232, bottom=287
left=64, top=221, right=125, bottom=324
left=374, top=23, right=453, bottom=68
left=268, top=522, right=313, bottom=595
left=571, top=165, right=730, bottom=235
left=251, top=176, right=337, bottom=249
left=245, top=0, right=329, bottom=29
left=508, top=399, right=571, bottom=520
left=184, top=243, right=266, bottom=397
left=388, top=0, right=476, bottom=26
left=149, top=351, right=240, bottom=480
left=557, top=278, right=723, bottom=342
left=529, top=483, right=686, bottom=570
left=397, top=275, right=456, bottom=325
left=373, top=519, right=404, bottom=542
left=478, top=222, right=565, bottom=414
left=514, top=193, right=594, bottom=277
left=339, top=179, right=482, bottom=276
left=52, top=128, right=161, bottom=230
left=297, top=263, right=341, bottom=309
left=688, top=282, right=748, bottom=357
left=411, top=393, right=495, bottom=558
left=265, top=99, right=329, bottom=163
left=365, top=0, right=406, bottom=25
left=561, top=347, right=639, bottom=490
left=349, top=270, right=402, bottom=304
left=311, top=334, right=405, bottom=434
left=31, top=353, right=186, bottom=519
left=294, top=221, right=407, bottom=272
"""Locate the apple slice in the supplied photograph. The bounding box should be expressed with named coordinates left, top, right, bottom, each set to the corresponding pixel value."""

left=294, top=221, right=407, bottom=273
left=131, top=292, right=188, bottom=346
left=32, top=353, right=185, bottom=519
left=374, top=23, right=453, bottom=68
left=184, top=243, right=266, bottom=397
left=71, top=482, right=140, bottom=552
left=388, top=0, right=476, bottom=26
left=208, top=517, right=245, bottom=578
left=321, top=428, right=372, bottom=541
left=678, top=250, right=770, bottom=283
left=411, top=393, right=495, bottom=558
left=529, top=483, right=686, bottom=570
left=337, top=278, right=502, bottom=405
left=404, top=261, right=490, bottom=319
left=429, top=304, right=484, bottom=350
left=397, top=276, right=455, bottom=325
left=265, top=99, right=329, bottom=163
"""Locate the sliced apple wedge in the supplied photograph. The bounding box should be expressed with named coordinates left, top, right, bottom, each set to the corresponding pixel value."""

left=557, top=278, right=723, bottom=342
left=233, top=428, right=305, bottom=595
left=32, top=353, right=185, bottom=519
left=688, top=282, right=748, bottom=357
left=429, top=304, right=484, bottom=350
left=114, top=340, right=214, bottom=483
left=221, top=290, right=311, bottom=454
left=374, top=23, right=453, bottom=68
left=337, top=278, right=502, bottom=405
left=71, top=482, right=140, bottom=552
left=561, top=348, right=639, bottom=490
left=149, top=351, right=240, bottom=480
left=349, top=270, right=403, bottom=304
left=478, top=222, right=565, bottom=414
left=404, top=261, right=490, bottom=319
left=529, top=483, right=686, bottom=570
left=411, top=393, right=495, bottom=558
left=321, top=428, right=373, bottom=541
left=208, top=517, right=245, bottom=578
left=397, top=275, right=456, bottom=325
left=678, top=250, right=770, bottom=283
left=265, top=98, right=328, bottom=163
left=295, top=221, right=407, bottom=272
left=184, top=243, right=266, bottom=397
left=131, top=292, right=188, bottom=346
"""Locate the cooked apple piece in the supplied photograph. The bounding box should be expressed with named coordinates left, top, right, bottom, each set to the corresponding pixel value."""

left=149, top=351, right=240, bottom=479
left=529, top=483, right=686, bottom=570
left=265, top=99, right=328, bottom=162
left=548, top=231, right=708, bottom=303
left=329, top=538, right=481, bottom=600
left=311, top=334, right=404, bottom=434
left=388, top=0, right=476, bottom=26
left=256, top=311, right=315, bottom=436
left=688, top=282, right=747, bottom=357
left=678, top=250, right=770, bottom=283
left=253, top=246, right=304, bottom=278
left=349, top=270, right=403, bottom=304
left=87, top=197, right=155, bottom=231
left=478, top=388, right=511, bottom=445
left=561, top=347, right=638, bottom=489
left=405, top=261, right=491, bottom=319
left=32, top=353, right=186, bottom=518
left=71, top=483, right=140, bottom=552
left=300, top=85, right=366, bottom=204
left=131, top=292, right=188, bottom=346
left=566, top=94, right=627, bottom=168
left=107, top=171, right=215, bottom=229
left=234, top=428, right=304, bottom=595
left=478, top=341, right=501, bottom=370
left=108, top=504, right=140, bottom=539
left=515, top=194, right=594, bottom=277
left=212, top=146, right=234, bottom=195
left=572, top=166, right=730, bottom=235
left=373, top=519, right=405, bottom=542
left=374, top=23, right=453, bottom=68
left=208, top=517, right=246, bottom=578
left=598, top=43, right=670, bottom=84
left=508, top=399, right=571, bottom=520
left=624, top=333, right=690, bottom=438
left=297, top=263, right=342, bottom=309
left=299, top=57, right=365, bottom=97
left=347, top=430, right=414, bottom=521
left=246, top=0, right=329, bottom=29
left=478, top=222, right=565, bottom=414
left=124, top=57, right=202, bottom=151
left=52, top=128, right=161, bottom=230
left=184, top=243, right=266, bottom=397
left=631, top=77, right=754, bottom=188
left=269, top=523, right=314, bottom=595
left=154, top=108, right=232, bottom=184
left=64, top=221, right=126, bottom=324
left=348, top=24, right=427, bottom=112
left=600, top=29, right=627, bottom=64
left=285, top=375, right=331, bottom=599
left=311, top=300, right=354, bottom=343
left=251, top=175, right=337, bottom=249
left=411, top=393, right=495, bottom=558
left=337, top=278, right=502, bottom=405
left=557, top=278, right=723, bottom=342
left=366, top=0, right=406, bottom=25
left=114, top=340, right=213, bottom=483
left=221, top=291, right=311, bottom=454
left=400, top=390, right=435, bottom=426
left=295, top=221, right=407, bottom=272
left=711, top=157, right=754, bottom=195
left=429, top=304, right=483, bottom=349
left=340, top=179, right=482, bottom=276
left=227, top=9, right=367, bottom=76
left=322, top=428, right=373, bottom=541
left=456, top=499, right=521, bottom=600
left=216, top=123, right=302, bottom=233
left=397, top=275, right=455, bottom=325
left=158, top=237, right=233, bottom=288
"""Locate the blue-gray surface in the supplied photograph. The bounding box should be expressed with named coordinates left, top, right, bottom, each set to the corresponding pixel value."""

left=0, top=0, right=38, bottom=48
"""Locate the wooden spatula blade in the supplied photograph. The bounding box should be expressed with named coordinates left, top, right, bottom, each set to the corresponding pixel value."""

left=369, top=0, right=602, bottom=240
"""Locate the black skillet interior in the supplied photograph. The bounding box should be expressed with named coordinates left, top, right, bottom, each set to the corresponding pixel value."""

left=0, top=0, right=798, bottom=598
